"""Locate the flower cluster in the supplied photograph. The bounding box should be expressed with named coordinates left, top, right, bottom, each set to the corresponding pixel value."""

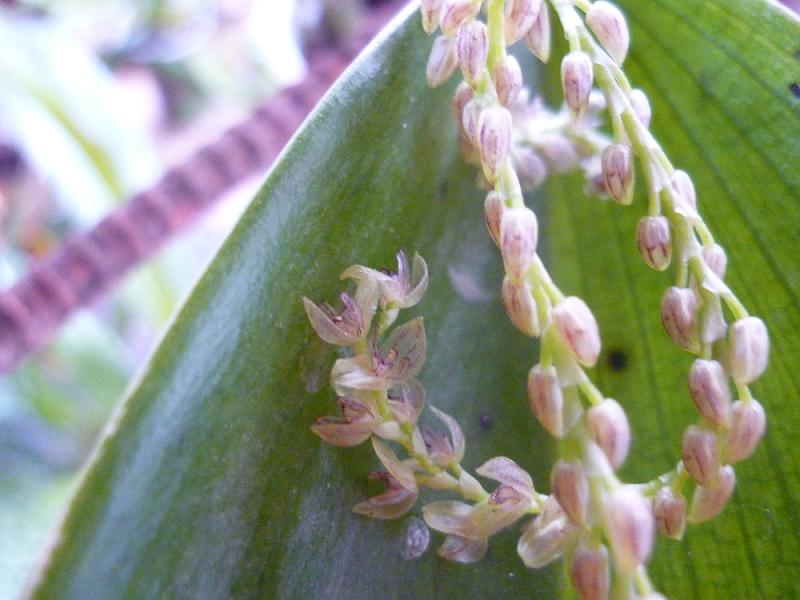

left=305, top=251, right=549, bottom=561
left=417, top=0, right=769, bottom=598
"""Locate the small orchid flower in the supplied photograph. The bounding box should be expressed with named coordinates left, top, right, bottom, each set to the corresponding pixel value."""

left=332, top=317, right=427, bottom=392
left=303, top=292, right=367, bottom=346
left=342, top=251, right=429, bottom=317
left=353, top=439, right=419, bottom=519
left=310, top=395, right=379, bottom=447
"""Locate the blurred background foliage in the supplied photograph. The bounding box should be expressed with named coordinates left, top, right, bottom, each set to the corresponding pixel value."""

left=0, top=0, right=364, bottom=595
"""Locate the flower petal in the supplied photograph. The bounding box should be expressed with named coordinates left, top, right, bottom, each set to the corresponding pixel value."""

left=303, top=297, right=357, bottom=346
left=398, top=252, right=429, bottom=308
left=476, top=456, right=534, bottom=499
left=437, top=535, right=488, bottom=563
left=429, top=405, right=466, bottom=462
left=375, top=317, right=427, bottom=382
left=372, top=438, right=417, bottom=492
left=331, top=355, right=388, bottom=392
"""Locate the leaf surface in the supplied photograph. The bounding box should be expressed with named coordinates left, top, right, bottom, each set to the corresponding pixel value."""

left=31, top=2, right=800, bottom=599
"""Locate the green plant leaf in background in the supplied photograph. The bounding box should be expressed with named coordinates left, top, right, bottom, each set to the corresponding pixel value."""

left=26, top=1, right=800, bottom=598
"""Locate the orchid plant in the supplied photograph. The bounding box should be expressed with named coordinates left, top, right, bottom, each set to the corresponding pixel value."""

left=304, top=2, right=770, bottom=598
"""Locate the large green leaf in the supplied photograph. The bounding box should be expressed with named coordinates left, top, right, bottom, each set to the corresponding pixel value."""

left=29, top=1, right=800, bottom=598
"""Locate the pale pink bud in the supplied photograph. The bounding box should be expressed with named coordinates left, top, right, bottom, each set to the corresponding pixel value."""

left=688, top=359, right=732, bottom=429
left=661, top=286, right=700, bottom=352
left=652, top=487, right=687, bottom=540
left=586, top=1, right=630, bottom=64
left=725, top=399, right=766, bottom=463
left=552, top=460, right=589, bottom=526
left=484, top=190, right=505, bottom=246
left=587, top=398, right=630, bottom=469
left=478, top=106, right=513, bottom=180
left=303, top=293, right=365, bottom=346
left=492, top=55, right=523, bottom=106
left=421, top=0, right=445, bottom=34
left=727, top=316, right=769, bottom=384
left=601, top=143, right=634, bottom=205
left=527, top=364, right=564, bottom=437
left=524, top=2, right=551, bottom=62
left=500, top=206, right=538, bottom=280
left=504, top=0, right=542, bottom=44
left=561, top=51, right=594, bottom=120
left=502, top=276, right=540, bottom=337
left=439, top=0, right=481, bottom=37
left=670, top=169, right=697, bottom=215
left=456, top=19, right=488, bottom=84
left=636, top=216, right=671, bottom=271
left=688, top=465, right=736, bottom=524
left=682, top=425, right=720, bottom=486
left=426, top=35, right=458, bottom=88
left=553, top=296, right=601, bottom=367
left=452, top=82, right=473, bottom=135
left=570, top=544, right=610, bottom=600
left=703, top=243, right=728, bottom=278
left=604, top=486, right=655, bottom=574
left=513, top=148, right=548, bottom=191
left=461, top=98, right=481, bottom=145
left=628, top=88, right=652, bottom=127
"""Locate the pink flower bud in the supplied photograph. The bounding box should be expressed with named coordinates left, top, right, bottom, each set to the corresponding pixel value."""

left=524, top=2, right=551, bottom=62
left=552, top=460, right=589, bottom=526
left=451, top=82, right=474, bottom=135
left=553, top=296, right=601, bottom=367
left=561, top=51, right=594, bottom=120
left=586, top=1, right=630, bottom=64
left=421, top=0, right=445, bottom=34
left=688, top=359, right=732, bottom=429
left=439, top=0, right=480, bottom=37
left=725, top=399, right=766, bottom=463
left=502, top=276, right=540, bottom=337
left=628, top=89, right=652, bottom=127
left=303, top=293, right=365, bottom=346
left=500, top=206, right=538, bottom=280
left=670, top=169, right=697, bottom=216
left=681, top=425, right=720, bottom=486
left=727, top=316, right=769, bottom=384
left=484, top=190, right=505, bottom=246
left=652, top=487, right=687, bottom=540
left=601, top=143, right=634, bottom=205
left=492, top=55, right=523, bottom=106
left=688, top=465, right=736, bottom=524
left=461, top=98, right=481, bottom=145
left=478, top=106, right=513, bottom=180
left=456, top=19, right=488, bottom=84
left=570, top=544, right=610, bottom=600
left=636, top=216, right=671, bottom=271
left=702, top=243, right=728, bottom=279
left=661, top=286, right=700, bottom=352
left=528, top=364, right=564, bottom=437
left=604, top=486, right=655, bottom=574
left=426, top=35, right=458, bottom=88
left=504, top=0, right=542, bottom=44
left=587, top=398, right=630, bottom=469
left=513, top=148, right=548, bottom=191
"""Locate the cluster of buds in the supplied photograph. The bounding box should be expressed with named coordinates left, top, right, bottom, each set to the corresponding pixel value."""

left=306, top=251, right=549, bottom=560
left=416, top=0, right=770, bottom=598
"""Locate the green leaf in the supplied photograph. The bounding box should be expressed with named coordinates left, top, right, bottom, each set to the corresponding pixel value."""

left=29, top=2, right=800, bottom=599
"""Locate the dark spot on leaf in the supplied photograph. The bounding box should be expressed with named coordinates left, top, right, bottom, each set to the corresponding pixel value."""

left=479, top=414, right=493, bottom=430
left=606, top=349, right=629, bottom=372
left=793, top=48, right=800, bottom=60
left=790, top=83, right=800, bottom=99
left=436, top=180, right=448, bottom=202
